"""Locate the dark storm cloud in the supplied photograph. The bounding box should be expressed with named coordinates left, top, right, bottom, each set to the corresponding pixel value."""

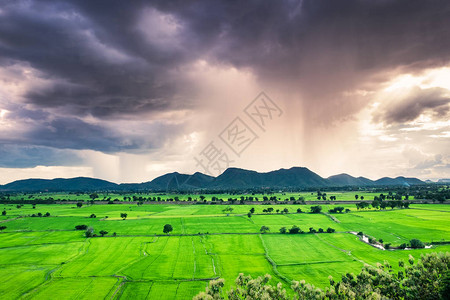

left=2, top=0, right=450, bottom=119
left=0, top=144, right=82, bottom=168
left=24, top=117, right=143, bottom=152
left=374, top=87, right=450, bottom=124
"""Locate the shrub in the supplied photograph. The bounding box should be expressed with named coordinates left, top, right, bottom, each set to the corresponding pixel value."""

left=85, top=227, right=94, bottom=238
left=399, top=243, right=407, bottom=249
left=410, top=238, right=425, bottom=249
left=326, top=227, right=335, bottom=233
left=289, top=225, right=301, bottom=234
left=75, top=225, right=88, bottom=230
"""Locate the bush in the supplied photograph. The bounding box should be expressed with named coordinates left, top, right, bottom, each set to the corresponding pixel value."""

left=326, top=227, right=335, bottom=233
left=289, top=225, right=301, bottom=234
left=385, top=243, right=391, bottom=249
left=85, top=227, right=94, bottom=238
left=410, top=238, right=425, bottom=249
left=75, top=225, right=88, bottom=230
left=310, top=205, right=322, bottom=213
left=399, top=243, right=407, bottom=249
left=318, top=228, right=324, bottom=233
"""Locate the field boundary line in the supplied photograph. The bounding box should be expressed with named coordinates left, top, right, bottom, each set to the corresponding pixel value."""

left=110, top=275, right=127, bottom=300
left=258, top=234, right=291, bottom=284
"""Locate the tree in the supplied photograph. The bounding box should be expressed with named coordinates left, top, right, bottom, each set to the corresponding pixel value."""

left=250, top=208, right=255, bottom=214
left=90, top=213, right=96, bottom=218
left=75, top=225, right=88, bottom=230
left=326, top=227, right=335, bottom=233
left=296, top=208, right=302, bottom=213
left=76, top=202, right=83, bottom=208
left=85, top=227, right=94, bottom=237
left=163, top=224, right=173, bottom=234
left=410, top=238, right=425, bottom=249
left=89, top=193, right=99, bottom=201
left=289, top=225, right=301, bottom=234
left=355, top=194, right=359, bottom=200
left=260, top=226, right=270, bottom=234
left=279, top=227, right=287, bottom=234
left=310, top=205, right=322, bottom=213
left=0, top=226, right=6, bottom=231
left=99, top=230, right=108, bottom=237
left=1, top=210, right=6, bottom=216
left=247, top=212, right=252, bottom=218
left=44, top=212, right=50, bottom=217
left=360, top=196, right=364, bottom=200
left=120, top=213, right=128, bottom=220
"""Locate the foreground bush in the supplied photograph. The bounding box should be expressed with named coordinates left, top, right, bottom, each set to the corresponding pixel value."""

left=193, top=252, right=449, bottom=299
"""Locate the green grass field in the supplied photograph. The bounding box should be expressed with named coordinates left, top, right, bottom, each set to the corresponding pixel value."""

left=0, top=201, right=449, bottom=299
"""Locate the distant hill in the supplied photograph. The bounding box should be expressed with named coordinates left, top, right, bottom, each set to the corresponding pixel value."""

left=0, top=167, right=426, bottom=192
left=0, top=177, right=118, bottom=192
left=327, top=174, right=373, bottom=186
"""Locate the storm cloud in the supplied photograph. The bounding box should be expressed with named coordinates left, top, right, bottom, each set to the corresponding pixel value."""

left=0, top=0, right=449, bottom=181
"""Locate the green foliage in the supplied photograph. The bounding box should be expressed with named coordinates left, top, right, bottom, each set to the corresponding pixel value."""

left=289, top=225, right=301, bottom=234
left=99, top=230, right=108, bottom=237
left=75, top=225, right=87, bottom=230
left=310, top=206, right=322, bottom=214
left=85, top=227, right=94, bottom=238
left=326, top=227, right=335, bottom=233
left=163, top=224, right=173, bottom=234
left=410, top=238, right=425, bottom=249
left=195, top=252, right=450, bottom=300
left=0, top=225, right=6, bottom=231
left=260, top=226, right=270, bottom=234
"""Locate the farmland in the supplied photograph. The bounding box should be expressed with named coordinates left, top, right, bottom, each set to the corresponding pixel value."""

left=0, top=199, right=449, bottom=299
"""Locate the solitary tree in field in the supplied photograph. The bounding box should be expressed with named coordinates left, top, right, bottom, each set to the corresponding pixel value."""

left=250, top=207, right=255, bottom=214
left=1, top=210, right=6, bottom=216
left=85, top=227, right=94, bottom=237
left=75, top=225, right=88, bottom=230
left=260, top=226, right=270, bottom=234
left=76, top=202, right=83, bottom=208
left=163, top=224, right=173, bottom=235
left=355, top=194, right=359, bottom=200
left=99, top=230, right=108, bottom=237
left=0, top=226, right=6, bottom=231
left=121, top=213, right=128, bottom=220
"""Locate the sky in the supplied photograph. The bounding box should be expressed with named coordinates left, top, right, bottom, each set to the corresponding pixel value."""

left=0, top=0, right=449, bottom=184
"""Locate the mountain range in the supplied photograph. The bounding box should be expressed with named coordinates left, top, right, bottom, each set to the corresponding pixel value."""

left=0, top=167, right=429, bottom=192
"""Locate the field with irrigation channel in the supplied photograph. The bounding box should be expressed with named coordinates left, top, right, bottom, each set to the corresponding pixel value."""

left=0, top=198, right=449, bottom=299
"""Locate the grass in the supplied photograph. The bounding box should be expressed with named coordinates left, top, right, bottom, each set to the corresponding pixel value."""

left=0, top=201, right=448, bottom=299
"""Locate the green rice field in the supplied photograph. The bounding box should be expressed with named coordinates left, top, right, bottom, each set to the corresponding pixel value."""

left=0, top=202, right=449, bottom=299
